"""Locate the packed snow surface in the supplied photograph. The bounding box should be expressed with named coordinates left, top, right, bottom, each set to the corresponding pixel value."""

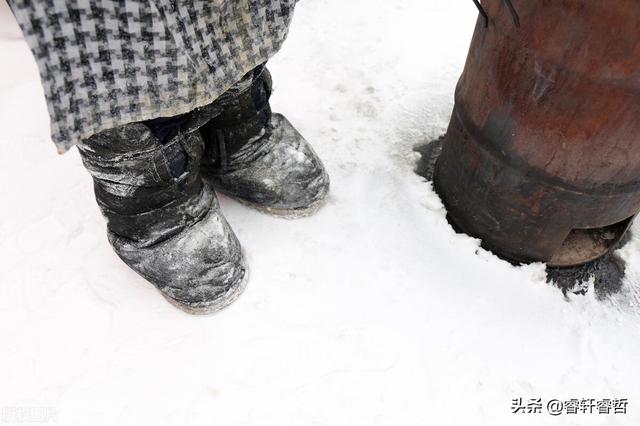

left=1, top=1, right=640, bottom=425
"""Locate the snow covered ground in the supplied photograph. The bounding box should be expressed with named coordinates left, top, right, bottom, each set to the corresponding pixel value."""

left=2, top=1, right=640, bottom=425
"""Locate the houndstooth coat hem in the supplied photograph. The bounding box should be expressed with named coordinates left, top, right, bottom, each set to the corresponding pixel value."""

left=10, top=0, right=297, bottom=153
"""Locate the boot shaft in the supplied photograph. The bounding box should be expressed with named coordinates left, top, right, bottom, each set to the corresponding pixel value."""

left=78, top=121, right=211, bottom=246
left=200, top=66, right=273, bottom=170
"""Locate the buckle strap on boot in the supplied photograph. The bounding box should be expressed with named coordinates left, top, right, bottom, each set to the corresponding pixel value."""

left=79, top=124, right=209, bottom=246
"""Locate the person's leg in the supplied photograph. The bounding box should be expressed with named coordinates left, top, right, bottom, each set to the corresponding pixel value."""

left=78, top=113, right=246, bottom=314
left=199, top=65, right=330, bottom=217
left=10, top=0, right=322, bottom=313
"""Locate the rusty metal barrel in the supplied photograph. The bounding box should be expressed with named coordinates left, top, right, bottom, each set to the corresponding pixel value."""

left=434, top=0, right=640, bottom=267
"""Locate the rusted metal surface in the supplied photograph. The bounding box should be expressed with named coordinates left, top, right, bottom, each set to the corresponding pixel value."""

left=434, top=0, right=640, bottom=267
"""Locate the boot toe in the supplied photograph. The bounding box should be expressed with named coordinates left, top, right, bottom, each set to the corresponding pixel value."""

left=109, top=194, right=247, bottom=314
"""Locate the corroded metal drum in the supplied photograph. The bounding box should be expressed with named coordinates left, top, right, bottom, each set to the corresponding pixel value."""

left=435, top=0, right=640, bottom=267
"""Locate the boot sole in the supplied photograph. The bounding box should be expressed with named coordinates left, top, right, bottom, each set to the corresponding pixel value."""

left=161, top=255, right=249, bottom=315
left=233, top=193, right=328, bottom=219
left=218, top=174, right=330, bottom=219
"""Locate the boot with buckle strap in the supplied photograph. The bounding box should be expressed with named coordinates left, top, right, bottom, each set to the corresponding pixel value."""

left=199, top=65, right=330, bottom=218
left=78, top=112, right=247, bottom=314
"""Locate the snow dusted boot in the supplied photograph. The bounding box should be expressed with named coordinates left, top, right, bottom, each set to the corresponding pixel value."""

left=199, top=66, right=330, bottom=217
left=77, top=117, right=247, bottom=314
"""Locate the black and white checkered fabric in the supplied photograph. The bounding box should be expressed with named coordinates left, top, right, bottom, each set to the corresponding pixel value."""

left=10, top=0, right=297, bottom=153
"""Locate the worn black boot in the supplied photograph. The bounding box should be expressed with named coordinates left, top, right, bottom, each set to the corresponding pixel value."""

left=199, top=66, right=330, bottom=217
left=78, top=116, right=247, bottom=314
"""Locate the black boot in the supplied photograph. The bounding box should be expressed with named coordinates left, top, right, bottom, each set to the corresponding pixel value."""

left=199, top=66, right=330, bottom=217
left=78, top=116, right=247, bottom=314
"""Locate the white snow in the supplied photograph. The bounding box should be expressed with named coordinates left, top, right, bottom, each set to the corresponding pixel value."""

left=2, top=1, right=640, bottom=425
